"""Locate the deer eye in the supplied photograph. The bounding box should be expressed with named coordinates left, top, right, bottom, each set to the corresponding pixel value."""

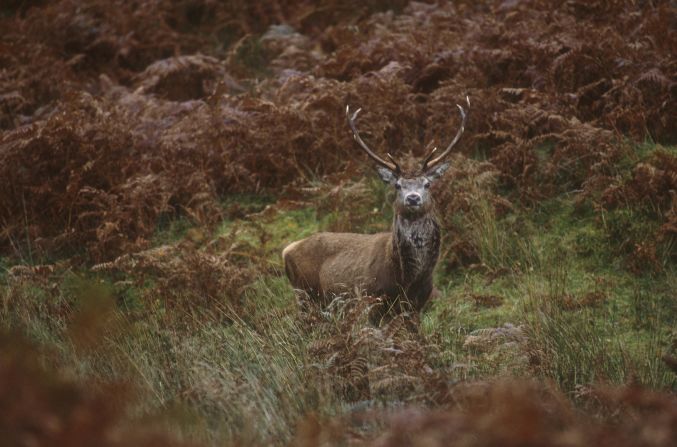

left=395, top=183, right=402, bottom=190
left=424, top=181, right=431, bottom=189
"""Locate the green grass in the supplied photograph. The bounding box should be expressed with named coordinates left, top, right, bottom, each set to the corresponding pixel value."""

left=424, top=194, right=675, bottom=391
left=1, top=183, right=675, bottom=445
left=2, top=265, right=336, bottom=445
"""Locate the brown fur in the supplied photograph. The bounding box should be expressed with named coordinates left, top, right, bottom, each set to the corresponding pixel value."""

left=282, top=214, right=440, bottom=313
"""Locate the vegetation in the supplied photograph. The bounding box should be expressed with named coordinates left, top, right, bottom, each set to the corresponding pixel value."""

left=1, top=1, right=676, bottom=446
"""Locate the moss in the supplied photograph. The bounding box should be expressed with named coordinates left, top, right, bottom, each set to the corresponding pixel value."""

left=426, top=195, right=675, bottom=388
left=153, top=215, right=202, bottom=247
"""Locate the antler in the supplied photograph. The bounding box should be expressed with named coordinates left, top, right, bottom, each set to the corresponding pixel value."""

left=421, top=96, right=470, bottom=172
left=346, top=105, right=401, bottom=174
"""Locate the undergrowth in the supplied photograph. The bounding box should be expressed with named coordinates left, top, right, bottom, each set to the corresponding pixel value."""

left=1, top=0, right=676, bottom=446
left=2, top=188, right=675, bottom=445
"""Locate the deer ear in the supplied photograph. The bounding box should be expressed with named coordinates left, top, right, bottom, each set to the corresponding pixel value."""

left=376, top=166, right=398, bottom=184
left=425, top=162, right=450, bottom=181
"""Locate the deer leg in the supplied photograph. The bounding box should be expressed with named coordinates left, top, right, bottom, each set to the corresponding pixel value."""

left=406, top=277, right=434, bottom=313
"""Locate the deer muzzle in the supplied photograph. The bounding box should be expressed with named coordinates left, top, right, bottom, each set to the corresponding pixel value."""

left=405, top=193, right=422, bottom=207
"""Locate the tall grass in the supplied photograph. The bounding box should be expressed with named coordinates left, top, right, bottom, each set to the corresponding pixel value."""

left=1, top=273, right=341, bottom=446
left=427, top=194, right=675, bottom=394
left=2, top=192, right=675, bottom=445
left=519, top=255, right=675, bottom=394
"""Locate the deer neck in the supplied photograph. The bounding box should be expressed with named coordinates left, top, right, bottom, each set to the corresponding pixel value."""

left=391, top=213, right=440, bottom=285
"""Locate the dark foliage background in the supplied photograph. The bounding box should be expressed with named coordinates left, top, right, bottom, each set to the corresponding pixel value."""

left=2, top=0, right=675, bottom=263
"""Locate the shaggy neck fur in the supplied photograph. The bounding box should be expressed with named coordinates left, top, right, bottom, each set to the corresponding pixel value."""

left=392, top=213, right=440, bottom=286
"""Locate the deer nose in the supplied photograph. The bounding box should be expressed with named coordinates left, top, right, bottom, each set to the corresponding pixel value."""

left=405, top=193, right=422, bottom=206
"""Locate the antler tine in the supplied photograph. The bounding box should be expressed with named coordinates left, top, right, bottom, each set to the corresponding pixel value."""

left=346, top=105, right=400, bottom=174
left=421, top=95, right=470, bottom=172
left=421, top=146, right=438, bottom=169
left=386, top=153, right=402, bottom=172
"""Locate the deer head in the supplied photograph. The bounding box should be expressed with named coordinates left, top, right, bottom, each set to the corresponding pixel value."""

left=346, top=96, right=469, bottom=217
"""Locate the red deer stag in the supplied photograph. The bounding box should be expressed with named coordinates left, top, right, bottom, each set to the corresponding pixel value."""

left=283, top=97, right=469, bottom=314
